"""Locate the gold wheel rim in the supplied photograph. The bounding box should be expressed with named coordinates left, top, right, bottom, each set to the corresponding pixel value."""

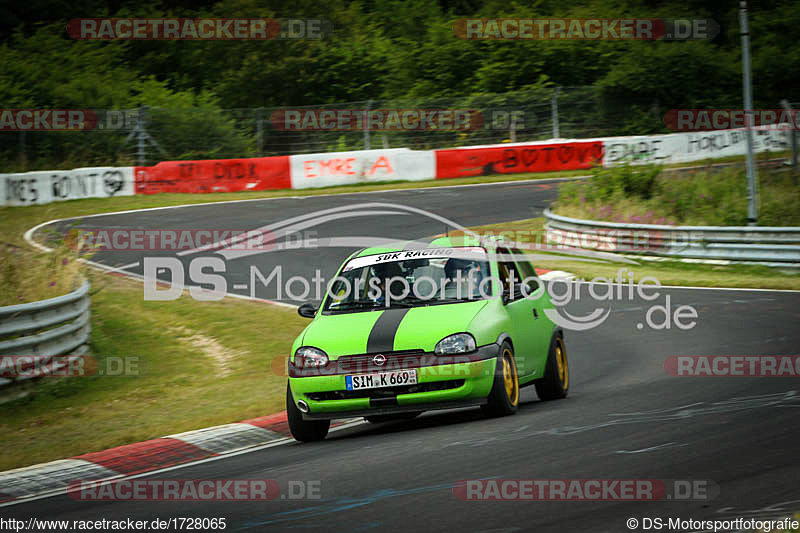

left=555, top=339, right=569, bottom=389
left=502, top=348, right=519, bottom=406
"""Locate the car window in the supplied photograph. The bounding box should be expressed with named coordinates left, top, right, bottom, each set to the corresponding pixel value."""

left=323, top=247, right=491, bottom=313
left=510, top=248, right=540, bottom=294
left=497, top=247, right=525, bottom=300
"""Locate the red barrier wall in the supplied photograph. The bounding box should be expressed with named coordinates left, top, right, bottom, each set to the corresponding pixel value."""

left=434, top=141, right=604, bottom=179
left=134, top=156, right=291, bottom=194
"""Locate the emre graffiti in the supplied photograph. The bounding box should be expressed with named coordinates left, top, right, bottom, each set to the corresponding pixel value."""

left=302, top=156, right=393, bottom=179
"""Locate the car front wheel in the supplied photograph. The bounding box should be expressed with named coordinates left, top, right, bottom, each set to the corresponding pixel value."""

left=481, top=341, right=519, bottom=417
left=286, top=383, right=330, bottom=442
left=535, top=333, right=569, bottom=400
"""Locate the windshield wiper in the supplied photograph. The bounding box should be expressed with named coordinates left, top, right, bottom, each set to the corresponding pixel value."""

left=434, top=296, right=483, bottom=303
left=394, top=295, right=429, bottom=305
left=327, top=301, right=383, bottom=313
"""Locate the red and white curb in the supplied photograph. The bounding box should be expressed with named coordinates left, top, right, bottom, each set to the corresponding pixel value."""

left=0, top=412, right=360, bottom=506
left=537, top=270, right=576, bottom=281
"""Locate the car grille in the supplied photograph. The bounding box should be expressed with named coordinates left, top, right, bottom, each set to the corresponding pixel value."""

left=289, top=348, right=489, bottom=378
left=306, top=379, right=465, bottom=401
left=335, top=350, right=426, bottom=374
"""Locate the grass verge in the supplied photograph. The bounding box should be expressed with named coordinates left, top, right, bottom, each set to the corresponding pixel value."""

left=0, top=269, right=303, bottom=471
left=0, top=243, right=83, bottom=306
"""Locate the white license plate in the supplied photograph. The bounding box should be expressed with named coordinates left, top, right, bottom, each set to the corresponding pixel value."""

left=345, top=370, right=418, bottom=391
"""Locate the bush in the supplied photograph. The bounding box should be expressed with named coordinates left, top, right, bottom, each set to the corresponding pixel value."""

left=554, top=165, right=800, bottom=227
left=589, top=164, right=662, bottom=201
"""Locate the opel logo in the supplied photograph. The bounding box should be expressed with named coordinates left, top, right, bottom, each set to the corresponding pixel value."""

left=372, top=354, right=387, bottom=366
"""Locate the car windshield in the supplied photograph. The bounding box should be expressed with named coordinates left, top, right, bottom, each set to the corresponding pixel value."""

left=323, top=247, right=492, bottom=314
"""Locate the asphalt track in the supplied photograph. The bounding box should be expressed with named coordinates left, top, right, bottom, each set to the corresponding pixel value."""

left=7, top=179, right=800, bottom=532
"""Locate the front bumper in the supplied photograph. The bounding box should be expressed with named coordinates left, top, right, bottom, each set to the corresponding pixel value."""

left=289, top=343, right=500, bottom=420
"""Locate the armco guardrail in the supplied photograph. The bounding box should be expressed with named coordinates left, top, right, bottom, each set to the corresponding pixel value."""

left=0, top=281, right=91, bottom=388
left=544, top=209, right=800, bottom=264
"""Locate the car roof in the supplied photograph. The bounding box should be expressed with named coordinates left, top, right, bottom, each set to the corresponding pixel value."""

left=353, top=235, right=498, bottom=258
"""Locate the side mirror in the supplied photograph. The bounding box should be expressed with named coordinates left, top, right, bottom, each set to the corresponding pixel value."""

left=503, top=284, right=527, bottom=304
left=298, top=302, right=318, bottom=318
left=526, top=279, right=540, bottom=293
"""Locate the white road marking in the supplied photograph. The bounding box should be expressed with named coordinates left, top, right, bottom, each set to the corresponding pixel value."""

left=614, top=441, right=687, bottom=454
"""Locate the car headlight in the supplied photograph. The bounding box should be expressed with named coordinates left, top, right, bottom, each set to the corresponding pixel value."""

left=294, top=346, right=329, bottom=368
left=434, top=333, right=476, bottom=355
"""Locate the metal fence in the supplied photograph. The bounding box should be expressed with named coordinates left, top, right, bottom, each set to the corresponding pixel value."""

left=216, top=86, right=619, bottom=158
left=0, top=86, right=661, bottom=169
left=3, top=87, right=798, bottom=172
left=543, top=209, right=800, bottom=265
left=0, top=280, right=91, bottom=390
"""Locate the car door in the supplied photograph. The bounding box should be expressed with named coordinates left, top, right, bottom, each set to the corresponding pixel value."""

left=497, top=247, right=539, bottom=379
left=510, top=248, right=551, bottom=375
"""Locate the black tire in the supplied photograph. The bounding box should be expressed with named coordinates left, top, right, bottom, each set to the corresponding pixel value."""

left=286, top=383, right=330, bottom=442
left=364, top=411, right=422, bottom=423
left=481, top=341, right=520, bottom=417
left=535, top=332, right=569, bottom=401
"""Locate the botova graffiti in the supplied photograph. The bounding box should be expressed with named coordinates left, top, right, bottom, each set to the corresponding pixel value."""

left=436, top=141, right=604, bottom=179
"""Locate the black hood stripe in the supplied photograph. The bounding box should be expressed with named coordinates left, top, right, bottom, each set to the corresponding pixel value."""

left=366, top=308, right=410, bottom=353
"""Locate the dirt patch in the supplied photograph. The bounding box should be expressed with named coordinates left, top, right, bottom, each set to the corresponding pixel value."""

left=169, top=326, right=240, bottom=377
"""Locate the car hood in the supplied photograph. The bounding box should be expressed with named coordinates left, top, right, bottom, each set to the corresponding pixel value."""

left=301, top=300, right=489, bottom=357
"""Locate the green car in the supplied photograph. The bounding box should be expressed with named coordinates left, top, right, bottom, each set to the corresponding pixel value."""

left=286, top=236, right=569, bottom=442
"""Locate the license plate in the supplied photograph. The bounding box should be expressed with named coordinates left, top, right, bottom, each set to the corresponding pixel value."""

left=345, top=370, right=418, bottom=391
